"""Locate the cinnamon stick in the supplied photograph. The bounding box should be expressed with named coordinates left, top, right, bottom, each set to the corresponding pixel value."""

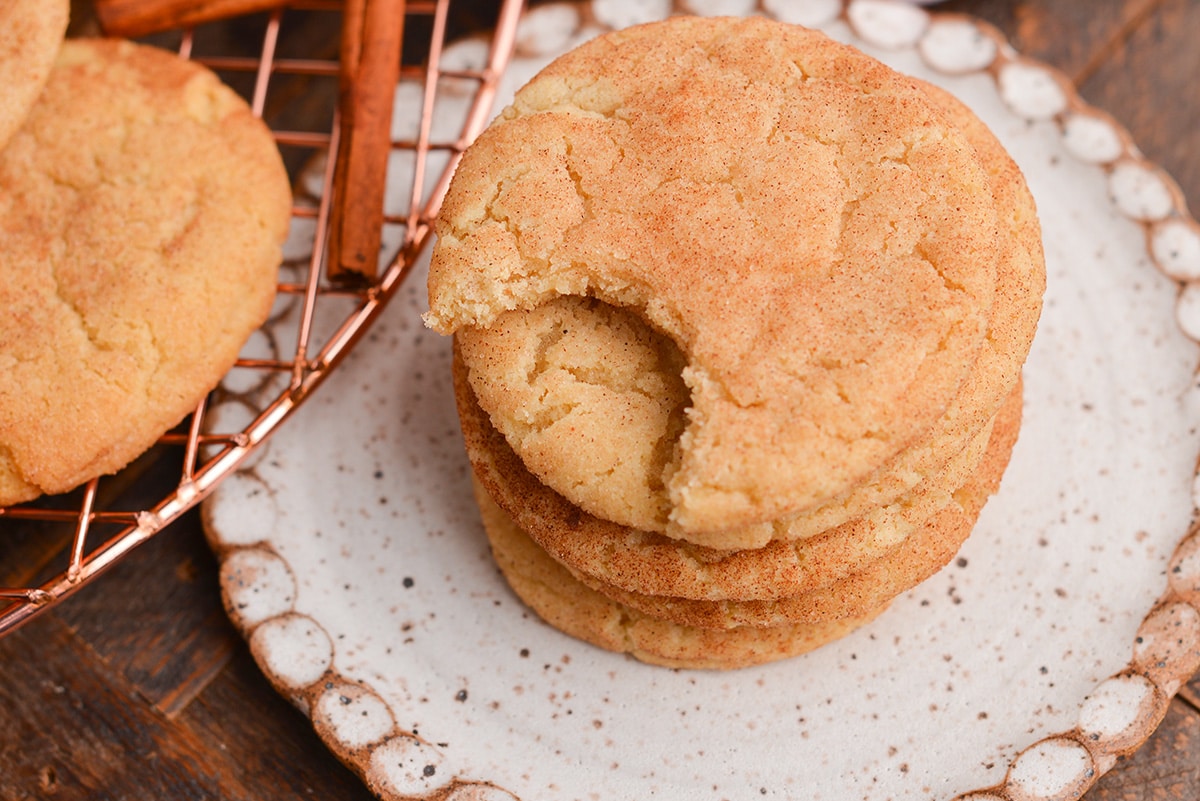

left=326, top=0, right=406, bottom=282
left=94, top=0, right=290, bottom=38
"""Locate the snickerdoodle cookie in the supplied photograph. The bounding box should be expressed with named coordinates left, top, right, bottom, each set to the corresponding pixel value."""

left=455, top=71, right=1043, bottom=550
left=455, top=343, right=997, bottom=602
left=0, top=0, right=68, bottom=151
left=474, top=480, right=886, bottom=670
left=429, top=15, right=1003, bottom=538
left=458, top=295, right=689, bottom=533
left=0, top=39, right=292, bottom=505
left=573, top=380, right=1022, bottom=630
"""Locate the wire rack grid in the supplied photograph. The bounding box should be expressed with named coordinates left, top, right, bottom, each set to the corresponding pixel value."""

left=0, top=0, right=524, bottom=637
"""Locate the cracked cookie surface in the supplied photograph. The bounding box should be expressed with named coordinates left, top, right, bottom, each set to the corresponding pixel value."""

left=0, top=39, right=291, bottom=505
left=455, top=72, right=1042, bottom=551
left=682, top=78, right=1044, bottom=547
left=427, top=15, right=1002, bottom=536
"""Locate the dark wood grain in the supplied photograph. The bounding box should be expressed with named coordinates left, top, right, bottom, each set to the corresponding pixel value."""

left=1078, top=0, right=1200, bottom=215
left=0, top=511, right=375, bottom=801
left=1091, top=699, right=1200, bottom=800
left=52, top=522, right=237, bottom=718
left=941, top=0, right=1161, bottom=81
left=942, top=0, right=1200, bottom=212
left=1, top=2, right=1197, bottom=800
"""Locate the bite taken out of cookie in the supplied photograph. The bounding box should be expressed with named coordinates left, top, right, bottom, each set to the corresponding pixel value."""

left=428, top=15, right=1044, bottom=669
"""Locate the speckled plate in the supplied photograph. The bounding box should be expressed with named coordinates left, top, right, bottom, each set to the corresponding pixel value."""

left=201, top=2, right=1200, bottom=800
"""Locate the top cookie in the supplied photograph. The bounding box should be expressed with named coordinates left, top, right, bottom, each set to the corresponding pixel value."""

left=427, top=15, right=1000, bottom=534
left=0, top=0, right=69, bottom=151
left=0, top=39, right=292, bottom=505
left=458, top=76, right=1044, bottom=550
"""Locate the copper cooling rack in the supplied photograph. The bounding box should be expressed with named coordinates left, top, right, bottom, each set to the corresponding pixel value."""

left=0, top=0, right=523, bottom=636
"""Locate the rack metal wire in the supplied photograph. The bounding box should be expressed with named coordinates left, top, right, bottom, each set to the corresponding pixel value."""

left=0, top=0, right=523, bottom=636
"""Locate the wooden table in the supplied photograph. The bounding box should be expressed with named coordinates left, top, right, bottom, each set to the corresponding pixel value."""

left=2, top=1, right=1198, bottom=798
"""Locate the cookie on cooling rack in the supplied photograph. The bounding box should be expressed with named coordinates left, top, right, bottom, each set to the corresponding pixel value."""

left=0, top=0, right=68, bottom=151
left=0, top=39, right=292, bottom=506
left=427, top=14, right=1004, bottom=539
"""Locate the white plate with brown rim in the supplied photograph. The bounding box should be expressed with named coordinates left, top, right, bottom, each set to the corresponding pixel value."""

left=202, top=2, right=1200, bottom=799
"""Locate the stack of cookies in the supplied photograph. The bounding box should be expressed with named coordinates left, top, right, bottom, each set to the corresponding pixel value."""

left=0, top=1, right=291, bottom=506
left=426, top=16, right=1044, bottom=670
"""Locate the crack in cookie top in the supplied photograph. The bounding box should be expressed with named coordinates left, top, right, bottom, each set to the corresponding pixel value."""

left=426, top=15, right=1000, bottom=534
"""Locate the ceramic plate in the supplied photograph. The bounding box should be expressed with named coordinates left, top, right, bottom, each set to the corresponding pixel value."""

left=202, top=2, right=1200, bottom=799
